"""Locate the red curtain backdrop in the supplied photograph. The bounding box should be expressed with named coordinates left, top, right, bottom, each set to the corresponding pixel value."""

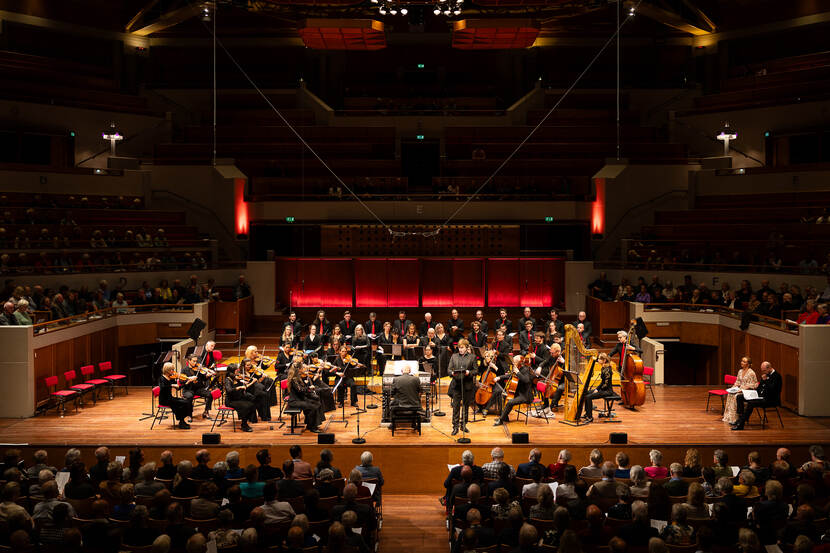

left=355, top=258, right=389, bottom=307
left=421, top=259, right=453, bottom=307
left=275, top=257, right=563, bottom=308
left=386, top=258, right=420, bottom=307
left=453, top=258, right=485, bottom=307
left=487, top=258, right=520, bottom=306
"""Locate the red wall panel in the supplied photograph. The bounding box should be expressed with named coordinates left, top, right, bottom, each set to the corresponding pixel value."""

left=487, top=258, right=520, bottom=306
left=386, top=258, right=420, bottom=307
left=453, top=259, right=485, bottom=307
left=355, top=259, right=389, bottom=307
left=421, top=259, right=453, bottom=307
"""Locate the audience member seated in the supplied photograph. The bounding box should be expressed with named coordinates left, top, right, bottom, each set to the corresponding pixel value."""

left=617, top=500, right=659, bottom=545
left=578, top=448, right=604, bottom=478
left=664, top=463, right=689, bottom=496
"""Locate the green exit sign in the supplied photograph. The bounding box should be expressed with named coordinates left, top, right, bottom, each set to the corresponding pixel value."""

left=417, top=63, right=425, bottom=69
left=545, top=216, right=554, bottom=223
left=285, top=216, right=295, bottom=223
left=416, top=134, right=425, bottom=140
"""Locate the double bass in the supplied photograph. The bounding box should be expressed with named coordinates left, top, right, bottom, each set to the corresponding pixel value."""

left=620, top=320, right=646, bottom=408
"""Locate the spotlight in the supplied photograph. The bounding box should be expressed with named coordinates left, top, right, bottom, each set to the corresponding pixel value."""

left=400, top=7, right=408, bottom=14
left=390, top=7, right=397, bottom=14
left=453, top=8, right=460, bottom=14
left=628, top=6, right=635, bottom=16
left=434, top=7, right=441, bottom=14
left=371, top=0, right=378, bottom=3
left=444, top=9, right=451, bottom=15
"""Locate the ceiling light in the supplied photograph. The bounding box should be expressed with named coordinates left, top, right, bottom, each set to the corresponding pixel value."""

left=400, top=7, right=408, bottom=14
left=434, top=7, right=441, bottom=14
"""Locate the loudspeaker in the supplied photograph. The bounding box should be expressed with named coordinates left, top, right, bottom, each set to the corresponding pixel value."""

left=202, top=433, right=220, bottom=445
left=511, top=432, right=529, bottom=444
left=188, top=318, right=206, bottom=342
left=609, top=432, right=628, bottom=444
left=317, top=433, right=335, bottom=444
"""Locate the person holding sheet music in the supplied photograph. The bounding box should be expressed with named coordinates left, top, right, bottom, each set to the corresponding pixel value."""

left=731, top=361, right=781, bottom=431
left=493, top=308, right=512, bottom=334
left=351, top=325, right=370, bottom=369
left=434, top=323, right=451, bottom=351
left=420, top=327, right=441, bottom=351
left=304, top=324, right=323, bottom=354
left=448, top=339, right=477, bottom=435
left=403, top=322, right=420, bottom=361
left=333, top=344, right=361, bottom=408
left=578, top=353, right=614, bottom=423
left=376, top=321, right=394, bottom=374
left=493, top=355, right=533, bottom=426
left=419, top=345, right=439, bottom=383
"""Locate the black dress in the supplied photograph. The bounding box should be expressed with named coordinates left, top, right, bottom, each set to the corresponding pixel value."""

left=223, top=375, right=255, bottom=424
left=159, top=376, right=193, bottom=422
left=287, top=377, right=325, bottom=430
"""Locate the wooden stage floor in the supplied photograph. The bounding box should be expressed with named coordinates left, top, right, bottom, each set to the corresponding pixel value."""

left=3, top=383, right=829, bottom=449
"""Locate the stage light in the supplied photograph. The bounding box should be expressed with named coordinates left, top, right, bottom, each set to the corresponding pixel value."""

left=716, top=122, right=737, bottom=156
left=390, top=7, right=397, bottom=14
left=371, top=0, right=378, bottom=3
left=101, top=122, right=123, bottom=157
left=379, top=7, right=387, bottom=14
left=400, top=7, right=408, bottom=14
left=434, top=7, right=441, bottom=14
left=453, top=9, right=460, bottom=15
left=444, top=9, right=451, bottom=15
left=628, top=6, right=635, bottom=16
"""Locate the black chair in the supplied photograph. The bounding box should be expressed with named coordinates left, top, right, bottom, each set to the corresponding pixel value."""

left=390, top=407, right=422, bottom=435
left=596, top=393, right=622, bottom=423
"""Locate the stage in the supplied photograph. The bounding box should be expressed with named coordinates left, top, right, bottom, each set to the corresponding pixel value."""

left=2, top=383, right=829, bottom=493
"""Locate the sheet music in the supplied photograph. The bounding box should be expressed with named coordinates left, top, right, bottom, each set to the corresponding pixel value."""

left=650, top=519, right=668, bottom=532
left=731, top=466, right=740, bottom=477
left=726, top=386, right=741, bottom=394
left=55, top=471, right=69, bottom=496
left=365, top=482, right=376, bottom=495
left=742, top=390, right=760, bottom=401
left=447, top=464, right=460, bottom=471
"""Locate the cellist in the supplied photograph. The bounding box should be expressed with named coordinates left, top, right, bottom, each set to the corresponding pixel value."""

left=493, top=355, right=532, bottom=426
left=475, top=349, right=508, bottom=416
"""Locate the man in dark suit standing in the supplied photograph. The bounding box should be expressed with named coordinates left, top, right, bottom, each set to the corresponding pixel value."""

left=393, top=310, right=411, bottom=336
left=448, top=339, right=477, bottom=436
left=732, top=361, right=782, bottom=430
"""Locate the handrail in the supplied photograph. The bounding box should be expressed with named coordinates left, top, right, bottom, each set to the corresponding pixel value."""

left=31, top=303, right=196, bottom=335
left=598, top=260, right=828, bottom=276
left=641, top=302, right=799, bottom=334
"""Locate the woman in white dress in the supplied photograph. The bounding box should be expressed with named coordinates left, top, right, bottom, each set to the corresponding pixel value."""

left=723, top=356, right=758, bottom=424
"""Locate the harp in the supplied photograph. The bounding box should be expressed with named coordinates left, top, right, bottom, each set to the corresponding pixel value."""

left=559, top=324, right=599, bottom=426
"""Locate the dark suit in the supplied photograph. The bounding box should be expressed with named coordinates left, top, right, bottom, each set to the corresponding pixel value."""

left=452, top=524, right=496, bottom=553
left=303, top=334, right=322, bottom=354
left=518, top=329, right=536, bottom=354
left=364, top=319, right=382, bottom=336
left=338, top=319, right=356, bottom=337
left=546, top=319, right=565, bottom=335
left=473, top=318, right=489, bottom=335
left=519, top=316, right=537, bottom=331
left=393, top=318, right=412, bottom=336
left=419, top=320, right=436, bottom=336
left=391, top=373, right=421, bottom=412
left=492, top=339, right=513, bottom=370
left=448, top=352, right=477, bottom=429
left=516, top=461, right=547, bottom=479
left=735, top=370, right=782, bottom=428
left=577, top=319, right=592, bottom=337
left=617, top=521, right=659, bottom=546
left=492, top=317, right=512, bottom=333
left=498, top=365, right=533, bottom=423
left=332, top=501, right=377, bottom=531
left=277, top=478, right=304, bottom=499
left=469, top=331, right=487, bottom=351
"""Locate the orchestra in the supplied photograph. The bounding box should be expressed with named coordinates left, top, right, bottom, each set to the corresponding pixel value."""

left=151, top=307, right=651, bottom=435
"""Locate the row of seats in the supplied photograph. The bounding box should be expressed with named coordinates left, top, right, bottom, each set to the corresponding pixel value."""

left=43, top=362, right=127, bottom=417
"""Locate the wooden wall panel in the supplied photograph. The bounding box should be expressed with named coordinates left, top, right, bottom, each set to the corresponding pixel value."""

left=55, top=340, right=73, bottom=379
left=118, top=324, right=157, bottom=347
left=34, top=345, right=55, bottom=404
left=157, top=324, right=190, bottom=339
left=72, top=336, right=89, bottom=370
left=89, top=331, right=103, bottom=367
left=103, top=327, right=119, bottom=371
left=780, top=345, right=799, bottom=409
left=680, top=323, right=719, bottom=346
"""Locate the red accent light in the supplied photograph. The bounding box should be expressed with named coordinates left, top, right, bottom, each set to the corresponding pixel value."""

left=299, top=19, right=386, bottom=50
left=234, top=178, right=249, bottom=236
left=453, top=19, right=539, bottom=50
left=591, top=178, right=605, bottom=235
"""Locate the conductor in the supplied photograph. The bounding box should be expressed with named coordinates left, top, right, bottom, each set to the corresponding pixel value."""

left=391, top=365, right=422, bottom=415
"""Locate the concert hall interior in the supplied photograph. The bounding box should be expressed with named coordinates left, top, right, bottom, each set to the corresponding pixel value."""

left=2, top=1, right=830, bottom=552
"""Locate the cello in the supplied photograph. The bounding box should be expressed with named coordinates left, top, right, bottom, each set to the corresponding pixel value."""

left=475, top=350, right=499, bottom=406
left=620, top=320, right=646, bottom=408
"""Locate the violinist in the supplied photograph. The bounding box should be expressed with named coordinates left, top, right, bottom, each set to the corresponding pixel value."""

left=403, top=322, right=420, bottom=361
left=364, top=312, right=381, bottom=337
left=578, top=352, right=613, bottom=423
left=275, top=347, right=293, bottom=380
left=493, top=355, right=532, bottom=426
left=160, top=362, right=194, bottom=429
left=304, top=354, right=336, bottom=412
left=182, top=354, right=215, bottom=420
left=537, top=341, right=566, bottom=416
left=475, top=349, right=508, bottom=415
left=241, top=357, right=270, bottom=423
left=469, top=320, right=487, bottom=351
left=447, top=338, right=477, bottom=435
left=304, top=324, right=323, bottom=354
left=492, top=308, right=512, bottom=334
left=286, top=361, right=324, bottom=433
left=333, top=344, right=361, bottom=408
left=351, top=324, right=370, bottom=369
left=245, top=345, right=274, bottom=371
left=224, top=363, right=254, bottom=432
left=321, top=337, right=342, bottom=362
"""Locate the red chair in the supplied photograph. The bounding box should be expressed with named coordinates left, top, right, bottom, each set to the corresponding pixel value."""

left=642, top=366, right=657, bottom=403
left=81, top=364, right=110, bottom=401
left=707, top=374, right=737, bottom=413
left=99, top=361, right=128, bottom=396
left=150, top=386, right=175, bottom=429
left=44, top=376, right=78, bottom=417
left=211, top=389, right=236, bottom=432
left=64, top=370, right=96, bottom=406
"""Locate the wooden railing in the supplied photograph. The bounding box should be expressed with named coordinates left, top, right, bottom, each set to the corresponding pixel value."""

left=32, top=304, right=196, bottom=335
left=642, top=303, right=800, bottom=334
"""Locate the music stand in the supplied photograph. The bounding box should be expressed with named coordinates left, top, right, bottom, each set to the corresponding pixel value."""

left=326, top=374, right=349, bottom=428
